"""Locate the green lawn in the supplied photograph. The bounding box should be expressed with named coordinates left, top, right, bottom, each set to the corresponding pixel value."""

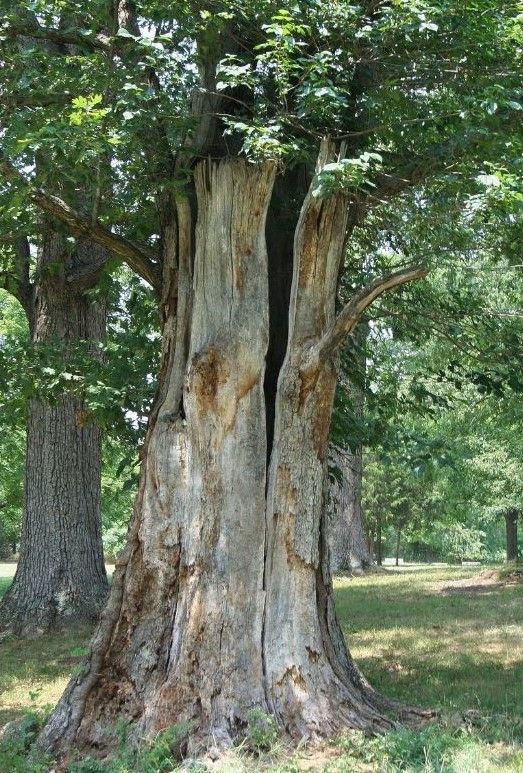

left=335, top=566, right=523, bottom=723
left=1, top=564, right=522, bottom=771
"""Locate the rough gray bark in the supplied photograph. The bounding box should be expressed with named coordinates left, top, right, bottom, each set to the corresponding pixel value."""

left=0, top=229, right=109, bottom=635
left=326, top=320, right=370, bottom=574
left=327, top=445, right=370, bottom=574
left=39, top=149, right=428, bottom=755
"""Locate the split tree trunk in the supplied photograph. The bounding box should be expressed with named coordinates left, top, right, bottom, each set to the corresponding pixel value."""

left=40, top=152, right=424, bottom=755
left=0, top=231, right=108, bottom=635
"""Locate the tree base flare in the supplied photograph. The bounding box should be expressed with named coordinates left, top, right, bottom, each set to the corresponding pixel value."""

left=37, top=530, right=432, bottom=757
left=0, top=574, right=108, bottom=638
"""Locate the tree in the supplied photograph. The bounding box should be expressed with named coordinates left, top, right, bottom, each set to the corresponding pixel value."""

left=0, top=262, right=162, bottom=632
left=503, top=510, right=520, bottom=563
left=349, top=139, right=523, bottom=563
left=328, top=324, right=371, bottom=572
left=0, top=232, right=110, bottom=634
left=327, top=444, right=371, bottom=573
left=0, top=6, right=125, bottom=632
left=0, top=0, right=519, bottom=753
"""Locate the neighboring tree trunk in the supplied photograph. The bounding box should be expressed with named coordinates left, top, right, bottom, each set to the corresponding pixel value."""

left=327, top=445, right=371, bottom=574
left=0, top=230, right=109, bottom=635
left=395, top=529, right=401, bottom=567
left=40, top=151, right=426, bottom=754
left=376, top=514, right=383, bottom=566
left=505, top=509, right=519, bottom=562
left=327, top=322, right=371, bottom=573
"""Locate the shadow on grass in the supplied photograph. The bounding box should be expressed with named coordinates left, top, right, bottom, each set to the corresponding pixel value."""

left=0, top=628, right=91, bottom=726
left=334, top=570, right=523, bottom=744
left=0, top=577, right=92, bottom=726
left=358, top=653, right=523, bottom=724
left=0, top=578, right=11, bottom=600
left=335, top=578, right=523, bottom=633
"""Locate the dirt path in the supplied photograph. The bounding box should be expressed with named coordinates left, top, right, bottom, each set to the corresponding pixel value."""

left=0, top=562, right=115, bottom=579
left=438, top=567, right=523, bottom=594
left=0, top=563, right=17, bottom=579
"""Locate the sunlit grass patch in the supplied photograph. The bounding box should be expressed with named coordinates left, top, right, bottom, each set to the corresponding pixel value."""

left=0, top=577, right=11, bottom=599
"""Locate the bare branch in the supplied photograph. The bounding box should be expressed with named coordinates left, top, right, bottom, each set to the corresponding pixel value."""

left=0, top=154, right=161, bottom=291
left=370, top=159, right=432, bottom=203
left=4, top=22, right=112, bottom=52
left=33, top=190, right=161, bottom=290
left=306, top=266, right=428, bottom=367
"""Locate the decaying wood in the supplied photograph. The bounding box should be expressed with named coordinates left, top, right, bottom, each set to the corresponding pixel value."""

left=39, top=146, right=429, bottom=755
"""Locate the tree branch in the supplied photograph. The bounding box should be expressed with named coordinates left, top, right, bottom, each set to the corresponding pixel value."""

left=4, top=22, right=112, bottom=52
left=306, top=265, right=428, bottom=367
left=370, top=159, right=433, bottom=202
left=34, top=190, right=161, bottom=290
left=0, top=270, right=22, bottom=301
left=2, top=92, right=75, bottom=108
left=0, top=154, right=162, bottom=291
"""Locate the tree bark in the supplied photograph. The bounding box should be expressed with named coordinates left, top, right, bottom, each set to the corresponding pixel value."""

left=40, top=151, right=427, bottom=755
left=0, top=230, right=108, bottom=635
left=395, top=529, right=401, bottom=567
left=505, top=509, right=519, bottom=563
left=327, top=445, right=371, bottom=573
left=376, top=514, right=383, bottom=566
left=326, top=319, right=370, bottom=574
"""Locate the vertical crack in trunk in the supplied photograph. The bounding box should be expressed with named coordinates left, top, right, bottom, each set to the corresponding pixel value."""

left=264, top=167, right=310, bottom=461
left=261, top=166, right=311, bottom=713
left=39, top=149, right=428, bottom=756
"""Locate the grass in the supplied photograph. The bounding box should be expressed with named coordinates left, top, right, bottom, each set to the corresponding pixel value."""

left=0, top=564, right=522, bottom=771
left=335, top=565, right=523, bottom=723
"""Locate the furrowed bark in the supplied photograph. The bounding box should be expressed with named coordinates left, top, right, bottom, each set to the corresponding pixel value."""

left=327, top=445, right=370, bottom=574
left=327, top=323, right=371, bottom=574
left=0, top=231, right=109, bottom=636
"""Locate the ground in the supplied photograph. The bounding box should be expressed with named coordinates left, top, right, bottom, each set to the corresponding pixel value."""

left=0, top=563, right=522, bottom=771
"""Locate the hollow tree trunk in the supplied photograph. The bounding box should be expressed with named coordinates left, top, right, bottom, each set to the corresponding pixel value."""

left=505, top=509, right=519, bottom=563
left=0, top=232, right=108, bottom=635
left=40, top=153, right=424, bottom=755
